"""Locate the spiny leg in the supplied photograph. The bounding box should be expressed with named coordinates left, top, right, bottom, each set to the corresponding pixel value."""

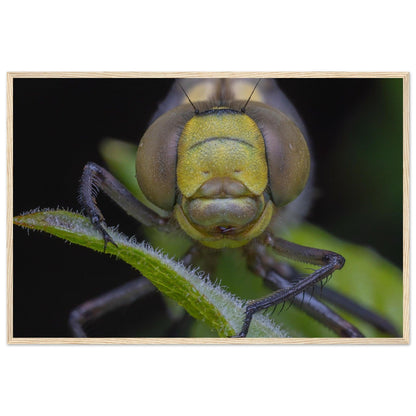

left=248, top=244, right=364, bottom=337
left=237, top=233, right=346, bottom=337
left=266, top=270, right=364, bottom=337
left=79, top=162, right=170, bottom=250
left=272, top=259, right=399, bottom=336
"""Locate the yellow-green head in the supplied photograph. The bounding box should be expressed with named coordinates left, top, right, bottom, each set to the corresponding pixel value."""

left=136, top=99, right=310, bottom=249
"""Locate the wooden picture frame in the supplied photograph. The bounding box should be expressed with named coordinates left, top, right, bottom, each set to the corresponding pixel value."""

left=7, top=72, right=410, bottom=344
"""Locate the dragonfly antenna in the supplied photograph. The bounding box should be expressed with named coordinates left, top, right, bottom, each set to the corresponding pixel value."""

left=241, top=79, right=261, bottom=113
left=178, top=81, right=199, bottom=114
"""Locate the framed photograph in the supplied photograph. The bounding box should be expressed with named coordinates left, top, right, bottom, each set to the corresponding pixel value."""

left=7, top=72, right=409, bottom=344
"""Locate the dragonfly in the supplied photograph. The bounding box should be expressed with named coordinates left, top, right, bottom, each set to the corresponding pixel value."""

left=64, top=78, right=400, bottom=338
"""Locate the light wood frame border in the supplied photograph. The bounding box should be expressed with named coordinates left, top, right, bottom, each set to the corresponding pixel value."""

left=6, top=71, right=410, bottom=345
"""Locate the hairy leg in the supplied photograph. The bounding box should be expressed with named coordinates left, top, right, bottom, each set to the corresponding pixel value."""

left=247, top=243, right=364, bottom=337
left=237, top=233, right=346, bottom=337
left=79, top=162, right=170, bottom=250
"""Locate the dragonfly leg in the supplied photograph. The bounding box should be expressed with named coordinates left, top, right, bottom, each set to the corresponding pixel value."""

left=79, top=162, right=170, bottom=250
left=236, top=233, right=345, bottom=337
left=263, top=248, right=400, bottom=336
left=69, top=278, right=155, bottom=337
left=246, top=243, right=364, bottom=337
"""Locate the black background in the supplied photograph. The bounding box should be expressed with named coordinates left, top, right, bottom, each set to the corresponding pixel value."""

left=13, top=78, right=403, bottom=337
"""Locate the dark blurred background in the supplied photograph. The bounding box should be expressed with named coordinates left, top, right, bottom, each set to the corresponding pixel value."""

left=13, top=78, right=403, bottom=337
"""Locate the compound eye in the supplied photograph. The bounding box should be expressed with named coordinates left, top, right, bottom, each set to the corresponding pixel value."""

left=136, top=104, right=196, bottom=211
left=244, top=102, right=311, bottom=207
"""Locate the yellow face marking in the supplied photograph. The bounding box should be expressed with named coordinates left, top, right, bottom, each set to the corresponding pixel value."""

left=174, top=109, right=272, bottom=248
left=176, top=110, right=268, bottom=198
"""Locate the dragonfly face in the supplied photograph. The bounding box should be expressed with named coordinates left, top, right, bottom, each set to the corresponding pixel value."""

left=136, top=80, right=311, bottom=248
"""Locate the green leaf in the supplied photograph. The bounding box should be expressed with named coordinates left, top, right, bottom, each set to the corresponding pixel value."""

left=13, top=210, right=286, bottom=338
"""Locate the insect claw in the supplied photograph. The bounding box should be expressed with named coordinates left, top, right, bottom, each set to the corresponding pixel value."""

left=102, top=231, right=117, bottom=253
left=87, top=214, right=117, bottom=252
left=103, top=238, right=109, bottom=253
left=94, top=222, right=117, bottom=252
